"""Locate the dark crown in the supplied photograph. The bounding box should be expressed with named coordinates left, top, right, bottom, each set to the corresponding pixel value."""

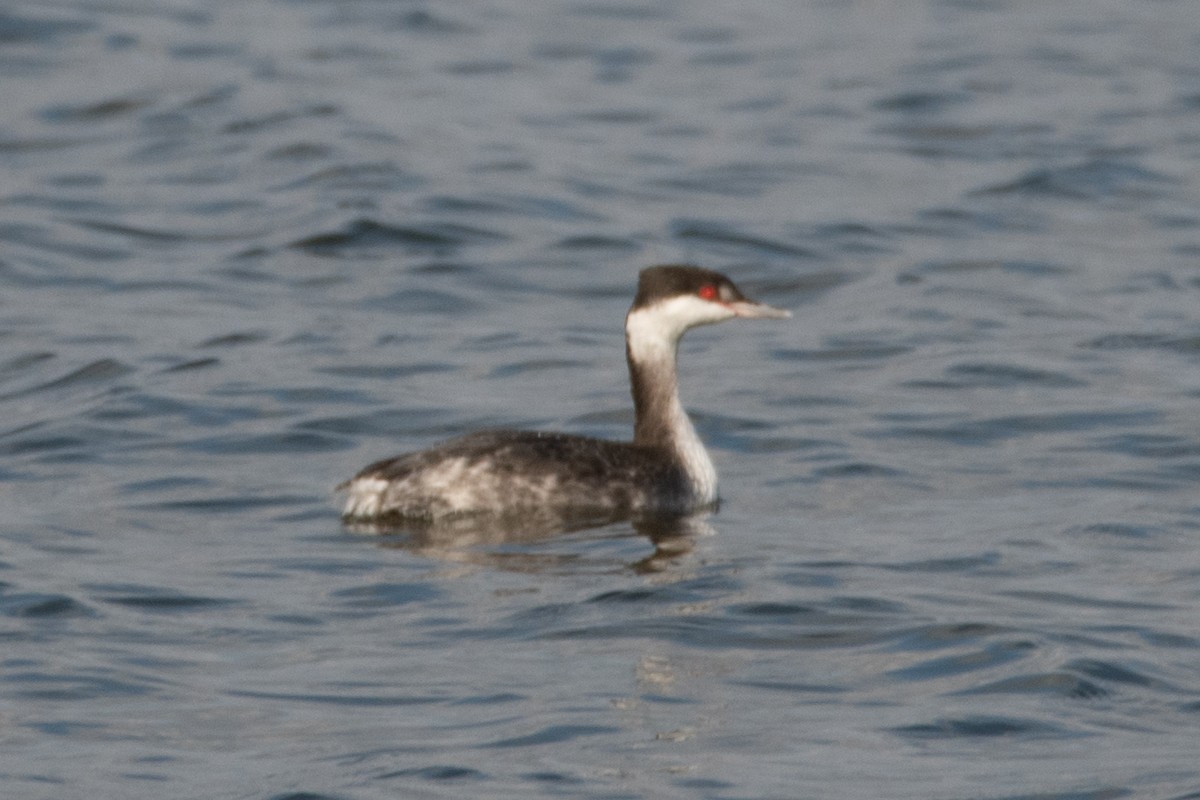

left=632, top=265, right=746, bottom=310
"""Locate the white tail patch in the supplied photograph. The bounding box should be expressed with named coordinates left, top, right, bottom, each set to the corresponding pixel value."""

left=341, top=477, right=390, bottom=519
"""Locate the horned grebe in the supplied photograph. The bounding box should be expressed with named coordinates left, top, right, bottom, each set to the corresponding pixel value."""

left=340, top=265, right=789, bottom=522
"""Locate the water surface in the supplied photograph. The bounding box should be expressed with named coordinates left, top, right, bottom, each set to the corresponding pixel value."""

left=2, top=1, right=1200, bottom=798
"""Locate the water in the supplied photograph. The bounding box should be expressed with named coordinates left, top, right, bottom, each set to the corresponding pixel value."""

left=2, top=0, right=1199, bottom=797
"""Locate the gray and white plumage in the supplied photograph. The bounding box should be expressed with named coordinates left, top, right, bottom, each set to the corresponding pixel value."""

left=340, top=264, right=789, bottom=523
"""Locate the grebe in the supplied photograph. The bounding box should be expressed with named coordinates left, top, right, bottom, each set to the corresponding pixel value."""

left=340, top=265, right=789, bottom=522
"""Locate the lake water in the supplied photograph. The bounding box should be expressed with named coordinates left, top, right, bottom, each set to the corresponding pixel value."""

left=2, top=1, right=1200, bottom=798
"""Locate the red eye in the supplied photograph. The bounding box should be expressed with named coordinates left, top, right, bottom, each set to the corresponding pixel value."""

left=698, top=284, right=718, bottom=301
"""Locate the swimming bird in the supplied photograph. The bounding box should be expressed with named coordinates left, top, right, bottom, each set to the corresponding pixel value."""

left=340, top=264, right=789, bottom=523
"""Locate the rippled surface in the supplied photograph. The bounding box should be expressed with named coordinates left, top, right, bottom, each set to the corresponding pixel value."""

left=3, top=1, right=1200, bottom=798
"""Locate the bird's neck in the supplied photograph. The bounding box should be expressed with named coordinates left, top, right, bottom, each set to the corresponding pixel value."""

left=625, top=309, right=718, bottom=502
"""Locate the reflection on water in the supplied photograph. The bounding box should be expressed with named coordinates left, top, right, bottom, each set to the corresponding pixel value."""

left=350, top=508, right=715, bottom=574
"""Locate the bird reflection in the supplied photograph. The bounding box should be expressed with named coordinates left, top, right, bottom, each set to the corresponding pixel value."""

left=344, top=508, right=715, bottom=573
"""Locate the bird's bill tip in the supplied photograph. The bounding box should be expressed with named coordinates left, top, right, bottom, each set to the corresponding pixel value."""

left=731, top=300, right=791, bottom=319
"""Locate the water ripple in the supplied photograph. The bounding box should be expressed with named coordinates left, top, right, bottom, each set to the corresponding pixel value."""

left=0, top=358, right=134, bottom=401
left=482, top=724, right=619, bottom=748
left=905, top=361, right=1086, bottom=390
left=671, top=218, right=817, bottom=258
left=8, top=669, right=163, bottom=701
left=376, top=764, right=486, bottom=781
left=1084, top=332, right=1200, bottom=356
left=228, top=689, right=444, bottom=708
left=0, top=10, right=92, bottom=45
left=891, top=714, right=1076, bottom=741
left=0, top=591, right=93, bottom=618
left=92, top=585, right=238, bottom=613
left=975, top=159, right=1179, bottom=200
left=877, top=409, right=1159, bottom=446
left=960, top=672, right=1110, bottom=700
left=290, top=217, right=506, bottom=255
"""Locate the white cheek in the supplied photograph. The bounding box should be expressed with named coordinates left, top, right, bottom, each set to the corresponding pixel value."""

left=663, top=294, right=736, bottom=329
left=626, top=296, right=734, bottom=354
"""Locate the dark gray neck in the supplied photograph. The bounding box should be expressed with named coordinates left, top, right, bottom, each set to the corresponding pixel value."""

left=628, top=341, right=681, bottom=449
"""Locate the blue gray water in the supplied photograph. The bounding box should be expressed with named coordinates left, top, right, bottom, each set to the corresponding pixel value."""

left=3, top=1, right=1200, bottom=798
